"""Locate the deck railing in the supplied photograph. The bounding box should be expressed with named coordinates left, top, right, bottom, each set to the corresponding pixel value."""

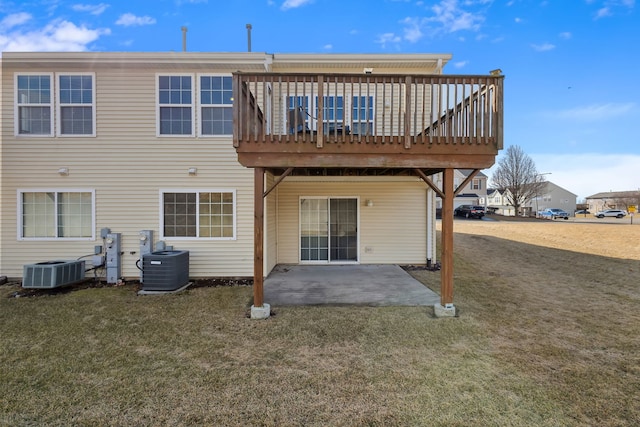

left=233, top=72, right=503, bottom=151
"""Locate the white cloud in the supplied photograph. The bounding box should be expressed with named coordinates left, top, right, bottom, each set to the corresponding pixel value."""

left=72, top=3, right=110, bottom=15
left=429, top=0, right=485, bottom=32
left=0, top=19, right=110, bottom=52
left=376, top=32, right=402, bottom=48
left=115, top=13, right=156, bottom=27
left=453, top=60, right=468, bottom=68
left=530, top=153, right=640, bottom=200
left=380, top=0, right=488, bottom=48
left=553, top=103, right=635, bottom=121
left=401, top=17, right=424, bottom=42
left=0, top=12, right=32, bottom=30
left=531, top=42, right=555, bottom=51
left=559, top=31, right=572, bottom=39
left=592, top=0, right=635, bottom=19
left=323, top=43, right=332, bottom=50
left=281, top=0, right=313, bottom=10
left=595, top=6, right=612, bottom=18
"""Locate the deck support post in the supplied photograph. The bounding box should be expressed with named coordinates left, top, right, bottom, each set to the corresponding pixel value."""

left=251, top=167, right=270, bottom=319
left=435, top=168, right=456, bottom=317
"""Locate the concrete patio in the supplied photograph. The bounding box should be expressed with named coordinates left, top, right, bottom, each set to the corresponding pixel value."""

left=263, top=264, right=440, bottom=306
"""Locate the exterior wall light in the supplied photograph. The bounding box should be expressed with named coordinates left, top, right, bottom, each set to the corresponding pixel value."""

left=188, top=167, right=197, bottom=176
left=58, top=167, right=69, bottom=176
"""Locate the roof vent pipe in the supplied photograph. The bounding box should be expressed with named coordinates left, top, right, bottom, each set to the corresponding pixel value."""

left=246, top=23, right=252, bottom=52
left=181, top=26, right=187, bottom=52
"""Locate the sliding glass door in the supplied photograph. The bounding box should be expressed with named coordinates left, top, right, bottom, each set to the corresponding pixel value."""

left=300, top=197, right=358, bottom=262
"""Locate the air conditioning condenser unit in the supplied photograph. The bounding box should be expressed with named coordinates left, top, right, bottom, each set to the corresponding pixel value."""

left=23, top=260, right=86, bottom=289
left=142, top=250, right=189, bottom=291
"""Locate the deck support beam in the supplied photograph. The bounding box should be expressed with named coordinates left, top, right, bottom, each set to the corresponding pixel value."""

left=438, top=168, right=456, bottom=315
left=250, top=167, right=270, bottom=319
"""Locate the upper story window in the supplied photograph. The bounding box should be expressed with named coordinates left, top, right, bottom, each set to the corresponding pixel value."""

left=287, top=96, right=311, bottom=133
left=317, top=95, right=344, bottom=133
left=472, top=178, right=482, bottom=190
left=199, top=75, right=233, bottom=136
left=285, top=95, right=373, bottom=135
left=352, top=96, right=374, bottom=135
left=158, top=75, right=194, bottom=136
left=15, top=73, right=53, bottom=136
left=19, top=190, right=95, bottom=240
left=58, top=74, right=95, bottom=136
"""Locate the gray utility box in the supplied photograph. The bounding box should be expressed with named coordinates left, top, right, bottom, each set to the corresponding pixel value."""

left=141, top=250, right=189, bottom=291
left=23, top=260, right=86, bottom=289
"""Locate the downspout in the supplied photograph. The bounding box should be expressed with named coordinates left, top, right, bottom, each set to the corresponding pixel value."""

left=426, top=187, right=436, bottom=267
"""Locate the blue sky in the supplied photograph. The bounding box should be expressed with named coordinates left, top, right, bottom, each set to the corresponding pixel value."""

left=1, top=0, right=638, bottom=200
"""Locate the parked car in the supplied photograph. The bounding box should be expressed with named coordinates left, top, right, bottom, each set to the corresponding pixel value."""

left=538, top=208, right=569, bottom=220
left=575, top=209, right=591, bottom=215
left=454, top=205, right=485, bottom=219
left=595, top=209, right=627, bottom=218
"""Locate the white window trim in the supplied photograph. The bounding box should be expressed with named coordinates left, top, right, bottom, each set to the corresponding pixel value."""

left=56, top=72, right=96, bottom=137
left=197, top=73, right=233, bottom=138
left=159, top=189, right=237, bottom=240
left=283, top=94, right=312, bottom=134
left=298, top=196, right=360, bottom=264
left=17, top=189, right=96, bottom=241
left=156, top=73, right=195, bottom=137
left=351, top=94, right=376, bottom=136
left=14, top=72, right=54, bottom=137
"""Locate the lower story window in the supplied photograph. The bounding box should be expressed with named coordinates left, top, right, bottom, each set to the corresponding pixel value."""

left=20, top=190, right=94, bottom=239
left=162, top=190, right=235, bottom=239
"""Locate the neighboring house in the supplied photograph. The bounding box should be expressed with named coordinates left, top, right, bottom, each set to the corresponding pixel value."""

left=434, top=169, right=488, bottom=212
left=456, top=169, right=488, bottom=207
left=523, top=181, right=577, bottom=217
left=1, top=51, right=504, bottom=314
left=586, top=191, right=640, bottom=213
left=486, top=188, right=516, bottom=216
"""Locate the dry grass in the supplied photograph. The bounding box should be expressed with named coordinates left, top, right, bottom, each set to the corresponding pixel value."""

left=1, top=218, right=639, bottom=426
left=413, top=217, right=640, bottom=426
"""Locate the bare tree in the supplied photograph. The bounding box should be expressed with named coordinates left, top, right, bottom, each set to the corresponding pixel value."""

left=490, top=145, right=546, bottom=216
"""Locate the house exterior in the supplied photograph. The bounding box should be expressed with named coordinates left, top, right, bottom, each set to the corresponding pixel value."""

left=586, top=191, right=640, bottom=213
left=486, top=188, right=516, bottom=216
left=433, top=169, right=488, bottom=212
left=455, top=169, right=488, bottom=208
left=1, top=51, right=503, bottom=315
left=523, top=181, right=577, bottom=217
left=0, top=52, right=440, bottom=279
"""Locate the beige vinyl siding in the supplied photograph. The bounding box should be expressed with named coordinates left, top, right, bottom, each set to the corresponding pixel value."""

left=0, top=61, right=4, bottom=265
left=1, top=60, right=255, bottom=279
left=1, top=52, right=450, bottom=279
left=276, top=178, right=427, bottom=264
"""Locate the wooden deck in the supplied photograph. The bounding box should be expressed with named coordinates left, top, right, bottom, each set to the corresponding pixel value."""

left=233, top=71, right=505, bottom=313
left=233, top=72, right=503, bottom=170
